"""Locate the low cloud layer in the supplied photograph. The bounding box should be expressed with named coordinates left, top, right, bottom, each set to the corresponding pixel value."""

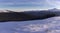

left=18, top=16, right=60, bottom=33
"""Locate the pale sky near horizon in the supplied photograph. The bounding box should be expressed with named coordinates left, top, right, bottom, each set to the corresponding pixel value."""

left=0, top=0, right=60, bottom=11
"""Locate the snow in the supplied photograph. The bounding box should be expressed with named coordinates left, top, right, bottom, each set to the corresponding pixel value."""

left=0, top=16, right=60, bottom=33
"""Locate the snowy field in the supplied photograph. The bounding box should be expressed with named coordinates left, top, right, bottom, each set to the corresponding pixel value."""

left=0, top=16, right=60, bottom=33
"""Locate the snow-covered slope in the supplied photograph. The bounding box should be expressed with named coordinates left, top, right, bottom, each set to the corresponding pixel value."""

left=0, top=10, right=14, bottom=13
left=0, top=16, right=60, bottom=33
left=48, top=8, right=60, bottom=12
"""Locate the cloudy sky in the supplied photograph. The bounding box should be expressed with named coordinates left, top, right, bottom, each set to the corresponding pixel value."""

left=0, top=0, right=60, bottom=11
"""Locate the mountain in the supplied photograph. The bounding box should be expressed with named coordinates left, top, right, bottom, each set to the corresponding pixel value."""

left=48, top=8, right=60, bottom=12
left=0, top=8, right=60, bottom=22
left=0, top=9, right=56, bottom=22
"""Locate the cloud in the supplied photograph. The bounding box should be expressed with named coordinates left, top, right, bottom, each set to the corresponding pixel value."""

left=47, top=30, right=60, bottom=33
left=18, top=17, right=60, bottom=33
left=0, top=0, right=45, bottom=5
left=21, top=24, right=48, bottom=32
left=46, top=0, right=60, bottom=8
left=0, top=0, right=53, bottom=8
left=0, top=0, right=56, bottom=10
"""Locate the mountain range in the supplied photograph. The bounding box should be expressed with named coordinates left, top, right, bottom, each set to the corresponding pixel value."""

left=0, top=8, right=60, bottom=22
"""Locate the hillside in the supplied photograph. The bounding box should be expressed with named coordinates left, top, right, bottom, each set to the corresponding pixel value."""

left=0, top=10, right=56, bottom=22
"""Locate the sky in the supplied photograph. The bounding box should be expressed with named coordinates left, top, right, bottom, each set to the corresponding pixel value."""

left=0, top=0, right=60, bottom=11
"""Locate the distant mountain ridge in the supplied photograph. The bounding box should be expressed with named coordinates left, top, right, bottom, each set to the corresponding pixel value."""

left=0, top=8, right=59, bottom=12
left=0, top=8, right=60, bottom=22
